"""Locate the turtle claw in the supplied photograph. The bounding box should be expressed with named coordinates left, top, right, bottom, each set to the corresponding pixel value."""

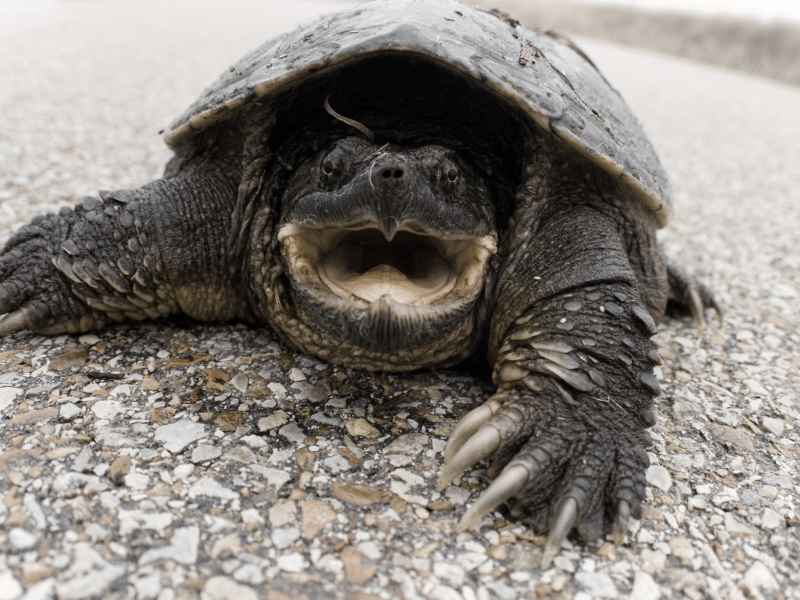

left=443, top=398, right=501, bottom=462
left=667, top=260, right=722, bottom=327
left=0, top=310, right=28, bottom=336
left=542, top=497, right=579, bottom=569
left=688, top=287, right=706, bottom=328
left=437, top=425, right=500, bottom=491
left=456, top=463, right=530, bottom=532
left=613, top=500, right=631, bottom=545
left=689, top=286, right=723, bottom=328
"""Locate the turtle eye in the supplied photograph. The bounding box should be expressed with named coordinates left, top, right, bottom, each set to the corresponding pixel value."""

left=439, top=158, right=459, bottom=191
left=321, top=147, right=346, bottom=186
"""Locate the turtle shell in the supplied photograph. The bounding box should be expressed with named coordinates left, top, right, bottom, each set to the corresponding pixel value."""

left=164, top=0, right=672, bottom=226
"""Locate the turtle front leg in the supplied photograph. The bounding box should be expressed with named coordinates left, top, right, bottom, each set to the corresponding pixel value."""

left=0, top=136, right=249, bottom=336
left=438, top=197, right=670, bottom=567
left=0, top=189, right=180, bottom=335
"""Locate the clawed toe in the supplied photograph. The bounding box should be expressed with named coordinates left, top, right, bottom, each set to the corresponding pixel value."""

left=456, top=462, right=530, bottom=531
left=437, top=425, right=501, bottom=491
left=542, top=497, right=579, bottom=569
left=613, top=500, right=631, bottom=545
left=443, top=398, right=502, bottom=462
left=688, top=285, right=722, bottom=328
left=667, top=260, right=722, bottom=327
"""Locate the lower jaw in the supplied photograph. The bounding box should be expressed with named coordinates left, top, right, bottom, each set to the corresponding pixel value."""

left=293, top=284, right=478, bottom=355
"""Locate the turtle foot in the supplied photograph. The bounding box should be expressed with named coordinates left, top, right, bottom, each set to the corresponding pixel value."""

left=440, top=281, right=662, bottom=567
left=666, top=260, right=721, bottom=327
left=438, top=386, right=648, bottom=568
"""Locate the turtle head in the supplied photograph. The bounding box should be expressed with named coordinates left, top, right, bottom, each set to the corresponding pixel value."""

left=274, top=136, right=497, bottom=370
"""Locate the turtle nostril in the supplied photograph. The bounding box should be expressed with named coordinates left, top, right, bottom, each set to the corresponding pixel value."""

left=381, top=166, right=405, bottom=179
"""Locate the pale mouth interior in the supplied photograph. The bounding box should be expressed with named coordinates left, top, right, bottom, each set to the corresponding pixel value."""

left=278, top=223, right=497, bottom=307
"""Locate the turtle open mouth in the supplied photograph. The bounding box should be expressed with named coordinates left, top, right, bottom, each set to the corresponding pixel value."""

left=277, top=221, right=497, bottom=353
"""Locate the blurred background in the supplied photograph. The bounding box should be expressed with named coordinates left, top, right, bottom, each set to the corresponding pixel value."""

left=478, top=0, right=800, bottom=86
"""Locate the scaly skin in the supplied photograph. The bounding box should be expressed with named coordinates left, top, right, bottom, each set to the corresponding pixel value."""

left=0, top=127, right=249, bottom=336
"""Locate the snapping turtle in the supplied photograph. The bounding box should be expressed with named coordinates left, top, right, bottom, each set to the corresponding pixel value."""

left=0, top=0, right=717, bottom=565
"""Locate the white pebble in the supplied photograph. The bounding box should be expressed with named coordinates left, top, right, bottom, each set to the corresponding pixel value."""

left=762, top=417, right=785, bottom=437
left=646, top=465, right=672, bottom=492
left=59, top=403, right=82, bottom=419
left=272, top=526, right=300, bottom=549
left=742, top=561, right=780, bottom=593
left=173, top=463, right=194, bottom=479
left=155, top=420, right=207, bottom=453
left=761, top=508, right=783, bottom=529
left=288, top=368, right=306, bottom=382
left=433, top=562, right=465, bottom=588
left=230, top=373, right=249, bottom=393
left=191, top=444, right=222, bottom=463
left=630, top=571, right=661, bottom=600
left=0, top=387, right=22, bottom=412
left=276, top=552, right=307, bottom=572
left=574, top=572, right=617, bottom=598
left=202, top=576, right=258, bottom=600
left=8, top=527, right=39, bottom=551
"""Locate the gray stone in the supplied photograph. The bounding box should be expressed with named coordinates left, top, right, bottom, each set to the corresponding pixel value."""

left=17, top=578, right=53, bottom=600
left=230, top=373, right=249, bottom=393
left=433, top=562, right=465, bottom=588
left=188, top=477, right=239, bottom=500
left=131, top=574, right=162, bottom=600
left=257, top=410, right=289, bottom=432
left=232, top=564, right=265, bottom=586
left=279, top=422, right=306, bottom=444
left=761, top=508, right=783, bottom=529
left=742, top=561, right=780, bottom=593
left=59, top=402, right=82, bottom=419
left=0, top=387, right=22, bottom=413
left=251, top=466, right=292, bottom=492
left=276, top=552, right=307, bottom=573
left=288, top=368, right=306, bottom=382
left=224, top=446, right=255, bottom=464
left=139, top=526, right=199, bottom=565
left=383, top=433, right=429, bottom=456
left=762, top=417, right=785, bottom=436
left=9, top=527, right=39, bottom=551
left=629, top=571, right=661, bottom=600
left=646, top=465, right=672, bottom=492
left=575, top=572, right=618, bottom=598
left=201, top=576, right=258, bottom=600
left=272, top=526, right=301, bottom=549
left=744, top=379, right=768, bottom=396
left=154, top=420, right=207, bottom=453
left=291, top=381, right=328, bottom=402
left=91, top=400, right=125, bottom=419
left=191, top=444, right=222, bottom=463
left=429, top=586, right=462, bottom=600
left=0, top=571, right=23, bottom=600
left=724, top=513, right=756, bottom=536
left=124, top=473, right=150, bottom=490
left=72, top=446, right=96, bottom=474
left=55, top=543, right=126, bottom=600
left=23, top=493, right=47, bottom=529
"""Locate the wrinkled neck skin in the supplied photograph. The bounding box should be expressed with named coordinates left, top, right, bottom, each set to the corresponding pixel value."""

left=266, top=136, right=499, bottom=371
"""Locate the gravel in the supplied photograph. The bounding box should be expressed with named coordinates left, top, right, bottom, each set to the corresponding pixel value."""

left=1, top=1, right=798, bottom=599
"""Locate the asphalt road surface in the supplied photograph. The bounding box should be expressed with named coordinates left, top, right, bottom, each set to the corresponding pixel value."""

left=1, top=1, right=798, bottom=599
